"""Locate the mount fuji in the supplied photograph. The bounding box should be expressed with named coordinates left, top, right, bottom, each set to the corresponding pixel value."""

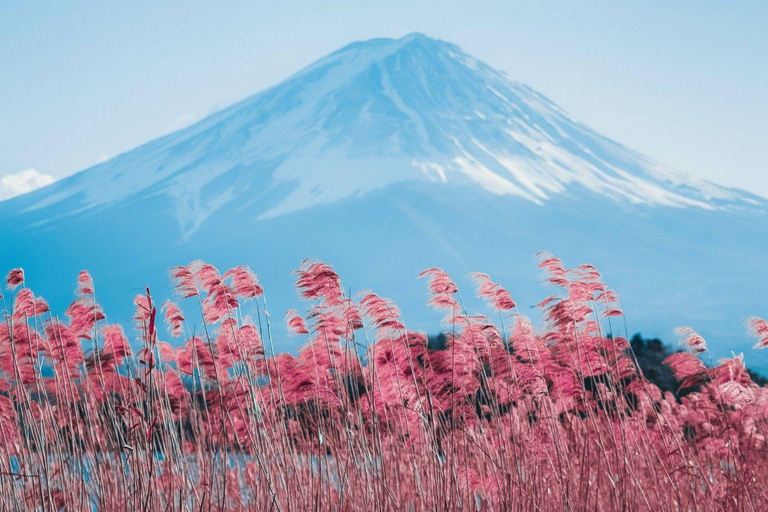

left=2, top=34, right=767, bottom=367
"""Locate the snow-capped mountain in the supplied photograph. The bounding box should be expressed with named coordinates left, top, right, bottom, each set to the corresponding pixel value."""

left=2, top=34, right=767, bottom=367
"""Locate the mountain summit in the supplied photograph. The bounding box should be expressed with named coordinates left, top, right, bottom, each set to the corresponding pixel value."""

left=2, top=34, right=767, bottom=367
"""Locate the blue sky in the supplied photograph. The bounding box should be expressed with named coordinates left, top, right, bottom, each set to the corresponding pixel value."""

left=1, top=1, right=766, bottom=197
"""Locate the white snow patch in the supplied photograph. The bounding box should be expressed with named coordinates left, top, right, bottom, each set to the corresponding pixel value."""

left=0, top=169, right=55, bottom=200
left=412, top=160, right=447, bottom=182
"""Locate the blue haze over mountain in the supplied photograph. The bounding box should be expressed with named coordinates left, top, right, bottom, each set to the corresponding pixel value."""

left=2, top=34, right=767, bottom=368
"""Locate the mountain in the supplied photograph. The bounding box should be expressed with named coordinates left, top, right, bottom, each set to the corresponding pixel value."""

left=2, top=33, right=767, bottom=368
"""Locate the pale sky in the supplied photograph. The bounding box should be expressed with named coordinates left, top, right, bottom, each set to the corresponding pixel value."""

left=1, top=1, right=766, bottom=198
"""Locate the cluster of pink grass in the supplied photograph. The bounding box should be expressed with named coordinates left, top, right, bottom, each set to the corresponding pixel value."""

left=1, top=255, right=768, bottom=511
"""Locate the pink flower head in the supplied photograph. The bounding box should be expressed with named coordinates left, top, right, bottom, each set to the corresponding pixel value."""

left=663, top=351, right=706, bottom=385
left=170, top=264, right=198, bottom=298
left=418, top=267, right=459, bottom=313
left=162, top=300, right=185, bottom=337
left=66, top=297, right=105, bottom=340
left=216, top=319, right=263, bottom=364
left=223, top=265, right=263, bottom=300
left=157, top=341, right=178, bottom=363
left=536, top=252, right=568, bottom=287
left=6, top=268, right=24, bottom=289
left=193, top=262, right=223, bottom=295
left=201, top=285, right=239, bottom=324
left=359, top=292, right=404, bottom=331
left=284, top=309, right=309, bottom=335
left=470, top=272, right=516, bottom=311
left=102, top=324, right=131, bottom=364
left=748, top=317, right=768, bottom=349
left=295, top=260, right=344, bottom=305
left=13, top=288, right=49, bottom=321
left=76, top=270, right=94, bottom=295
left=675, top=326, right=708, bottom=354
left=419, top=267, right=458, bottom=295
left=176, top=337, right=216, bottom=378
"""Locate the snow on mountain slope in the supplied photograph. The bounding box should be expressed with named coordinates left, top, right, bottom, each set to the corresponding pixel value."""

left=13, top=33, right=764, bottom=237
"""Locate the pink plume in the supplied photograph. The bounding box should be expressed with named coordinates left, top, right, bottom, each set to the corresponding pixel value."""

left=157, top=341, right=178, bottom=363
left=102, top=325, right=131, bottom=363
left=201, top=285, right=239, bottom=324
left=13, top=289, right=49, bottom=321
left=76, top=270, right=94, bottom=295
left=177, top=337, right=217, bottom=379
left=675, top=326, right=708, bottom=354
left=284, top=309, right=309, bottom=335
left=216, top=318, right=263, bottom=364
left=170, top=265, right=198, bottom=298
left=418, top=267, right=458, bottom=295
left=6, top=268, right=24, bottom=290
left=193, top=262, right=223, bottom=295
left=418, top=267, right=459, bottom=313
left=663, top=352, right=706, bottom=384
left=162, top=300, right=185, bottom=337
left=66, top=297, right=105, bottom=340
left=223, top=266, right=263, bottom=300
left=295, top=260, right=344, bottom=305
left=748, top=317, right=768, bottom=349
left=536, top=252, right=567, bottom=287
left=359, top=293, right=405, bottom=331
left=470, top=272, right=516, bottom=311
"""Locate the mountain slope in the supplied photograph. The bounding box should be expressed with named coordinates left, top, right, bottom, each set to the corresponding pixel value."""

left=2, top=34, right=767, bottom=368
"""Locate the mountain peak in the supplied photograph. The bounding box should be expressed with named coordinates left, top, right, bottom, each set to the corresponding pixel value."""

left=335, top=32, right=451, bottom=56
left=291, top=32, right=470, bottom=95
left=399, top=32, right=431, bottom=41
left=387, top=32, right=457, bottom=52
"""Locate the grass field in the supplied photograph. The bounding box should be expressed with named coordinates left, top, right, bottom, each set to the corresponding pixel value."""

left=1, top=255, right=767, bottom=511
